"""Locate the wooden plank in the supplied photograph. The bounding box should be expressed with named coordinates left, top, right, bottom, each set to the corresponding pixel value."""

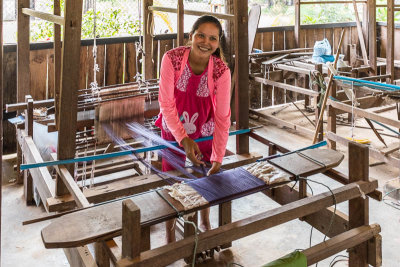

left=219, top=201, right=232, bottom=248
left=56, top=0, right=84, bottom=196
left=94, top=242, right=110, bottom=267
left=285, top=30, right=296, bottom=50
left=17, top=0, right=31, bottom=102
left=20, top=134, right=55, bottom=211
left=47, top=52, right=55, bottom=99
left=348, top=142, right=369, bottom=267
left=124, top=43, right=136, bottom=83
left=29, top=49, right=48, bottom=100
left=46, top=153, right=262, bottom=211
left=234, top=0, right=249, bottom=154
left=327, top=81, right=337, bottom=149
left=115, top=181, right=378, bottom=267
left=328, top=99, right=400, bottom=129
left=79, top=46, right=88, bottom=89
left=105, top=43, right=124, bottom=86
left=303, top=224, right=380, bottom=265
left=21, top=8, right=64, bottom=25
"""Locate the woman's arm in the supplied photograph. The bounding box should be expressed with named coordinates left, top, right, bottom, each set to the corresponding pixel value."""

left=210, top=68, right=231, bottom=164
left=158, top=54, right=188, bottom=144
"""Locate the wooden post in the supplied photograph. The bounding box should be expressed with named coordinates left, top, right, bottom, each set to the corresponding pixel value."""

left=348, top=142, right=369, bottom=267
left=143, top=0, right=154, bottom=80
left=294, top=0, right=300, bottom=47
left=219, top=201, right=232, bottom=249
left=184, top=212, right=198, bottom=263
left=313, top=64, right=323, bottom=142
left=54, top=0, right=61, bottom=129
left=327, top=81, right=337, bottom=150
left=24, top=95, right=33, bottom=137
left=95, top=242, right=110, bottom=267
left=386, top=0, right=394, bottom=83
left=368, top=0, right=377, bottom=74
left=224, top=0, right=234, bottom=69
left=0, top=1, right=3, bottom=259
left=177, top=0, right=184, bottom=47
left=234, top=0, right=249, bottom=155
left=56, top=0, right=83, bottom=196
left=121, top=199, right=141, bottom=260
left=17, top=0, right=30, bottom=103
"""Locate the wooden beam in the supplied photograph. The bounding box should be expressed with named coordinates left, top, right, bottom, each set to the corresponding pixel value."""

left=116, top=181, right=378, bottom=267
left=294, top=0, right=300, bottom=47
left=143, top=0, right=153, bottom=79
left=20, top=134, right=55, bottom=210
left=55, top=164, right=91, bottom=208
left=56, top=0, right=83, bottom=196
left=249, top=109, right=314, bottom=137
left=368, top=234, right=382, bottom=267
left=54, top=0, right=61, bottom=129
left=368, top=0, right=377, bottom=74
left=234, top=0, right=249, bottom=154
left=21, top=8, right=64, bottom=25
left=303, top=224, right=380, bottom=265
left=328, top=99, right=400, bottom=129
left=264, top=185, right=349, bottom=238
left=252, top=77, right=319, bottom=97
left=6, top=99, right=54, bottom=113
left=148, top=6, right=234, bottom=20
left=326, top=131, right=400, bottom=167
left=17, top=0, right=30, bottom=102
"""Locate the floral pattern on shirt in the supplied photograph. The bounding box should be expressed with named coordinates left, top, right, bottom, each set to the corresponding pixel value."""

left=176, top=64, right=191, bottom=92
left=196, top=72, right=209, bottom=97
left=201, top=118, right=215, bottom=137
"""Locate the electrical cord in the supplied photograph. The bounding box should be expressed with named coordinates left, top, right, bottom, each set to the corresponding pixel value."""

left=329, top=255, right=349, bottom=267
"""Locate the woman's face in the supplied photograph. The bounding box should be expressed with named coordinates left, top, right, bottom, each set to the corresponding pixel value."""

left=189, top=22, right=220, bottom=61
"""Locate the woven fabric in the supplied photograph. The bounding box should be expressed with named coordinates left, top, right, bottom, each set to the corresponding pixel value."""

left=188, top=167, right=266, bottom=202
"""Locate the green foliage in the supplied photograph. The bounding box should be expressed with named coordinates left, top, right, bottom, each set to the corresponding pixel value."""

left=30, top=3, right=140, bottom=42
left=301, top=4, right=356, bottom=24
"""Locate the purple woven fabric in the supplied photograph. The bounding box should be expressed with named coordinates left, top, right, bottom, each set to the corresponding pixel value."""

left=188, top=167, right=266, bottom=202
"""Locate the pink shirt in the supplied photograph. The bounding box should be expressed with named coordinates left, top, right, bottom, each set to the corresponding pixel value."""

left=157, top=46, right=231, bottom=163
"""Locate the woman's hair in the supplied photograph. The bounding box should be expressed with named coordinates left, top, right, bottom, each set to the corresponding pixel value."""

left=188, top=15, right=226, bottom=62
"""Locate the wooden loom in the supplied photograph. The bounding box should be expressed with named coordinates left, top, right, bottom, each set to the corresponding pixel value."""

left=42, top=144, right=381, bottom=266
left=40, top=144, right=382, bottom=266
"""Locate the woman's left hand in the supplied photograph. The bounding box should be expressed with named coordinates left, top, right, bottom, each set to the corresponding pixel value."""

left=207, top=161, right=222, bottom=176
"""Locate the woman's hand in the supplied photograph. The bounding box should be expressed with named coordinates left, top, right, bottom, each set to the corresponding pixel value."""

left=181, top=137, right=204, bottom=166
left=207, top=161, right=221, bottom=176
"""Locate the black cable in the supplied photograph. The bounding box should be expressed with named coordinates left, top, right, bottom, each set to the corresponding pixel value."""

left=329, top=255, right=349, bottom=267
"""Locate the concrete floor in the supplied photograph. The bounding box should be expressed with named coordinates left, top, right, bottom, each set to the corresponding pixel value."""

left=2, top=104, right=400, bottom=266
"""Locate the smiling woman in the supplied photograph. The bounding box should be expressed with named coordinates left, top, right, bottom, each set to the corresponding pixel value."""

left=154, top=15, right=231, bottom=243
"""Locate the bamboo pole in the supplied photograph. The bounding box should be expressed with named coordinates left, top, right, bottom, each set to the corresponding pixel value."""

left=312, top=28, right=345, bottom=144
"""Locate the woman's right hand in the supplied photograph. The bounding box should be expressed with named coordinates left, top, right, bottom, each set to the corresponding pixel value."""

left=181, top=137, right=204, bottom=166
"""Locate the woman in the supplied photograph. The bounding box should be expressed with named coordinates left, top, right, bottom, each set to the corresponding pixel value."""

left=155, top=15, right=231, bottom=242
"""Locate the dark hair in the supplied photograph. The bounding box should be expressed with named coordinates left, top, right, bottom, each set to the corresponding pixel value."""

left=189, top=15, right=226, bottom=62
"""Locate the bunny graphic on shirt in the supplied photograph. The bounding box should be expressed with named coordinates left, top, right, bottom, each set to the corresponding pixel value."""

left=182, top=111, right=198, bottom=135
